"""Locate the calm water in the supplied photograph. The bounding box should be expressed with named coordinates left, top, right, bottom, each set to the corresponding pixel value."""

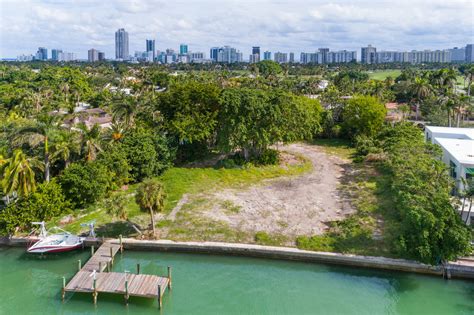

left=0, top=247, right=473, bottom=315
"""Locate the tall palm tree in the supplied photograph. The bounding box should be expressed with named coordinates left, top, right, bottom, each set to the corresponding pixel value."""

left=1, top=150, right=43, bottom=199
left=50, top=129, right=80, bottom=168
left=77, top=123, right=103, bottom=162
left=464, top=65, right=474, bottom=97
left=13, top=115, right=61, bottom=182
left=410, top=77, right=432, bottom=120
left=112, top=96, right=138, bottom=128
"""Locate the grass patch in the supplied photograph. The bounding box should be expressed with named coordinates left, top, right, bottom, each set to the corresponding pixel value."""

left=254, top=231, right=288, bottom=246
left=312, top=138, right=355, bottom=160
left=220, top=200, right=241, bottom=214
left=366, top=70, right=402, bottom=80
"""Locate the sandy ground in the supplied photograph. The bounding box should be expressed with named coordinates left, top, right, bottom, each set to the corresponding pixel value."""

left=185, top=143, right=355, bottom=238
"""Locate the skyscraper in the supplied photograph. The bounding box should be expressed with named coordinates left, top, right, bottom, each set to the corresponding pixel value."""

left=146, top=39, right=156, bottom=61
left=466, top=44, right=474, bottom=63
left=274, top=52, right=288, bottom=63
left=88, top=49, right=99, bottom=62
left=180, top=44, right=188, bottom=55
left=36, top=47, right=48, bottom=60
left=289, top=52, right=295, bottom=63
left=263, top=51, right=271, bottom=60
left=318, top=48, right=329, bottom=64
left=115, top=28, right=129, bottom=60
left=210, top=47, right=220, bottom=62
left=98, top=52, right=105, bottom=61
left=51, top=49, right=62, bottom=61
left=251, top=46, right=260, bottom=63
left=361, top=45, right=377, bottom=64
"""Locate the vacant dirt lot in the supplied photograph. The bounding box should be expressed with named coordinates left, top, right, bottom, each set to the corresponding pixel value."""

left=167, top=143, right=355, bottom=241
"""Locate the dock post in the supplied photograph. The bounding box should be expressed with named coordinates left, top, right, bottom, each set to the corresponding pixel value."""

left=124, top=274, right=129, bottom=305
left=157, top=284, right=162, bottom=309
left=61, top=276, right=66, bottom=301
left=93, top=278, right=98, bottom=305
left=91, top=246, right=95, bottom=256
left=119, top=234, right=123, bottom=253
left=137, top=263, right=140, bottom=274
left=110, top=247, right=114, bottom=265
left=98, top=262, right=102, bottom=273
left=167, top=266, right=172, bottom=290
left=78, top=260, right=82, bottom=271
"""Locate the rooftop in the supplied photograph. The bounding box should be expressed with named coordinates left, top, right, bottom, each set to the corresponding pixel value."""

left=434, top=137, right=474, bottom=165
left=425, top=126, right=474, bottom=140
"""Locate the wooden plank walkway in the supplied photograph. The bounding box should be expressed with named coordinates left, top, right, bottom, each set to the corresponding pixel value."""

left=63, top=240, right=171, bottom=308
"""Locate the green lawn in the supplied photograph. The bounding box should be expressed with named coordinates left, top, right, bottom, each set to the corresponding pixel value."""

left=366, top=70, right=402, bottom=80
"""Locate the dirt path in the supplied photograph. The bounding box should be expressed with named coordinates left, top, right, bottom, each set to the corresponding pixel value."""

left=202, top=143, right=355, bottom=238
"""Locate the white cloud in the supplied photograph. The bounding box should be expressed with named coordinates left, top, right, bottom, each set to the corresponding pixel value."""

left=0, top=0, right=472, bottom=59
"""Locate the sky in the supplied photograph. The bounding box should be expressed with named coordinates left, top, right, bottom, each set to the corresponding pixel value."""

left=0, top=0, right=473, bottom=59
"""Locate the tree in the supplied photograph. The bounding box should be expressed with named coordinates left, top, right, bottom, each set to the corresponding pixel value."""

left=97, top=144, right=130, bottom=186
left=1, top=150, right=43, bottom=199
left=103, top=193, right=128, bottom=220
left=77, top=123, right=103, bottom=161
left=58, top=161, right=112, bottom=207
left=121, top=129, right=158, bottom=181
left=341, top=95, right=386, bottom=138
left=218, top=88, right=322, bottom=160
left=0, top=179, right=71, bottom=234
left=256, top=60, right=282, bottom=79
left=50, top=129, right=80, bottom=169
left=135, top=178, right=166, bottom=236
left=112, top=95, right=138, bottom=128
left=13, top=114, right=61, bottom=182
left=409, top=77, right=432, bottom=120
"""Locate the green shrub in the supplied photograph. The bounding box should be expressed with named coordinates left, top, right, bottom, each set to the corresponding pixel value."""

left=0, top=180, right=72, bottom=234
left=254, top=231, right=286, bottom=246
left=296, top=235, right=335, bottom=252
left=97, top=144, right=131, bottom=186
left=59, top=162, right=113, bottom=208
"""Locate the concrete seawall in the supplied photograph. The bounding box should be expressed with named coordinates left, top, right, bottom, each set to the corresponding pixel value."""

left=2, top=237, right=473, bottom=280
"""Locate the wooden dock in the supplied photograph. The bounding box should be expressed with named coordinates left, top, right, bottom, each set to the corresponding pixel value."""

left=62, top=239, right=171, bottom=309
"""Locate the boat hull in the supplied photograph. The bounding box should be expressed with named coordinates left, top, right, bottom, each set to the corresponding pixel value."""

left=27, top=243, right=83, bottom=254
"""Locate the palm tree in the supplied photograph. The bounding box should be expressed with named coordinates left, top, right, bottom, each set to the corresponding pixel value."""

left=103, top=120, right=127, bottom=144
left=410, top=77, right=432, bottom=120
left=1, top=150, right=43, bottom=199
left=464, top=65, right=474, bottom=97
left=112, top=96, right=138, bottom=128
left=135, top=178, right=166, bottom=236
left=13, top=115, right=61, bottom=182
left=50, top=129, right=80, bottom=168
left=77, top=123, right=103, bottom=162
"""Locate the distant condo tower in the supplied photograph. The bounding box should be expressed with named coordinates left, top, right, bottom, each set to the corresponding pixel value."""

left=115, top=28, right=129, bottom=60
left=180, top=44, right=188, bottom=55
left=146, top=39, right=156, bottom=61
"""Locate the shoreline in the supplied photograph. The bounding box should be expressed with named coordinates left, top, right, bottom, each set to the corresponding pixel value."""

left=2, top=236, right=473, bottom=280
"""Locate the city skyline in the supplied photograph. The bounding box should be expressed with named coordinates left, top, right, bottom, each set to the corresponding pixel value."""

left=1, top=0, right=473, bottom=59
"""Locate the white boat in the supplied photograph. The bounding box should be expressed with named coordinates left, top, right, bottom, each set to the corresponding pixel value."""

left=27, top=222, right=94, bottom=254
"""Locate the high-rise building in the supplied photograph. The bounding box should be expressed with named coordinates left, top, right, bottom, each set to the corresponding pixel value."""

left=98, top=52, right=105, bottom=61
left=251, top=46, right=260, bottom=62
left=274, top=52, right=288, bottom=63
left=263, top=51, right=271, bottom=60
left=189, top=52, right=205, bottom=63
left=466, top=44, right=474, bottom=63
left=36, top=47, right=48, bottom=61
left=318, top=48, right=329, bottom=64
left=215, top=46, right=242, bottom=63
left=57, top=52, right=76, bottom=62
left=115, top=28, right=129, bottom=60
left=146, top=39, right=156, bottom=61
left=327, top=50, right=357, bottom=63
left=210, top=47, right=220, bottom=62
left=249, top=54, right=259, bottom=63
left=252, top=46, right=260, bottom=55
left=449, top=47, right=466, bottom=62
left=361, top=45, right=377, bottom=64
left=88, top=49, right=99, bottom=62
left=180, top=44, right=188, bottom=55
left=51, top=49, right=62, bottom=61
left=289, top=52, right=295, bottom=63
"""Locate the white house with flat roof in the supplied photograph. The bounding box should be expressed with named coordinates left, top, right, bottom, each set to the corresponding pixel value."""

left=425, top=126, right=474, bottom=193
left=425, top=126, right=474, bottom=225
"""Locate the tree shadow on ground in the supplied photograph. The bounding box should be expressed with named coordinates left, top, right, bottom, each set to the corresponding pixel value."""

left=94, top=221, right=141, bottom=238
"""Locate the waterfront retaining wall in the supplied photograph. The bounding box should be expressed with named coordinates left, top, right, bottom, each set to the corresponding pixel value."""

left=2, top=236, right=473, bottom=280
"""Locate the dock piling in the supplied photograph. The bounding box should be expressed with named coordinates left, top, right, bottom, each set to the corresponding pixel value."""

left=78, top=260, right=82, bottom=271
left=124, top=273, right=129, bottom=304
left=119, top=234, right=123, bottom=253
left=167, top=266, right=172, bottom=290
left=61, top=276, right=66, bottom=301
left=110, top=247, right=114, bottom=265
left=158, top=284, right=162, bottom=309
left=91, top=246, right=95, bottom=256
left=137, top=263, right=140, bottom=274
